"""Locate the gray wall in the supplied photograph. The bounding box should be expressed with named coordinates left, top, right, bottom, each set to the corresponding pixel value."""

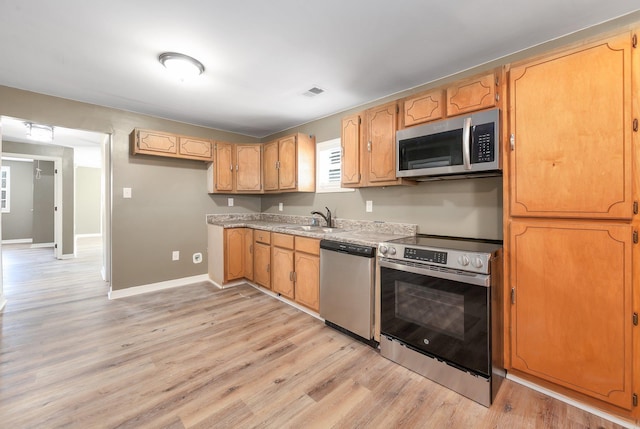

left=3, top=141, right=74, bottom=254
left=75, top=166, right=101, bottom=235
left=2, top=160, right=33, bottom=240
left=32, top=160, right=54, bottom=244
left=0, top=86, right=260, bottom=290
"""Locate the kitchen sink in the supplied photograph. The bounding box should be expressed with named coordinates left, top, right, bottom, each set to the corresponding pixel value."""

left=284, top=225, right=344, bottom=233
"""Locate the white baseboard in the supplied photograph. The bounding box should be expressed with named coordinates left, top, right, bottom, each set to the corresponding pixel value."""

left=59, top=253, right=75, bottom=260
left=76, top=233, right=102, bottom=238
left=31, top=242, right=55, bottom=248
left=2, top=238, right=32, bottom=244
left=108, top=274, right=210, bottom=299
left=506, top=373, right=638, bottom=429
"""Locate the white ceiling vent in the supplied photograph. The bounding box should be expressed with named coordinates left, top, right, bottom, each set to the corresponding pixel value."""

left=303, top=86, right=325, bottom=97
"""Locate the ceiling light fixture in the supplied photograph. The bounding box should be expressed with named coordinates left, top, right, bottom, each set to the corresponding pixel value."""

left=25, top=122, right=54, bottom=142
left=158, top=52, right=205, bottom=81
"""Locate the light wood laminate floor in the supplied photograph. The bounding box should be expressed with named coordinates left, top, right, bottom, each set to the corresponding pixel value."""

left=0, top=238, right=628, bottom=428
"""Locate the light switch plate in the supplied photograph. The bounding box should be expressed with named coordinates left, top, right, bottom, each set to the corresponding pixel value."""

left=366, top=200, right=373, bottom=212
left=279, top=202, right=283, bottom=211
left=172, top=251, right=179, bottom=261
left=123, top=187, right=132, bottom=198
left=228, top=198, right=234, bottom=207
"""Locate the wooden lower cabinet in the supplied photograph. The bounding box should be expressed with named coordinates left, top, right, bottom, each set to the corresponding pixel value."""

left=509, top=220, right=633, bottom=410
left=224, top=228, right=252, bottom=283
left=293, top=250, right=319, bottom=312
left=253, top=230, right=271, bottom=289
left=272, top=245, right=295, bottom=299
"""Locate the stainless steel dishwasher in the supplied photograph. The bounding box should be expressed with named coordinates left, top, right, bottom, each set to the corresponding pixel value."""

left=319, top=240, right=376, bottom=346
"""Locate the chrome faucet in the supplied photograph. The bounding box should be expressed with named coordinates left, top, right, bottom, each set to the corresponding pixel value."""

left=311, top=207, right=332, bottom=227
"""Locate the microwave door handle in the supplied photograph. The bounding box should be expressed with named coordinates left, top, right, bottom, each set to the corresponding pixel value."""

left=462, top=117, right=472, bottom=170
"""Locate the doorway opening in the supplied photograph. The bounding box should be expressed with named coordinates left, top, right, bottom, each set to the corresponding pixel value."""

left=0, top=116, right=111, bottom=305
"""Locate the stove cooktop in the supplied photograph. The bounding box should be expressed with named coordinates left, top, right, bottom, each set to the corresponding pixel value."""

left=385, top=234, right=503, bottom=253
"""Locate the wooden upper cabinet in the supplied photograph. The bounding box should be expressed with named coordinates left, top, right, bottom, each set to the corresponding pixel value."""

left=214, top=142, right=234, bottom=192
left=178, top=136, right=213, bottom=161
left=401, top=89, right=444, bottom=127
left=131, top=129, right=178, bottom=156
left=263, top=140, right=279, bottom=191
left=365, top=101, right=399, bottom=183
left=263, top=133, right=315, bottom=193
left=130, top=129, right=212, bottom=161
left=510, top=220, right=633, bottom=409
left=235, top=144, right=262, bottom=192
left=446, top=72, right=497, bottom=116
left=278, top=134, right=297, bottom=190
left=509, top=32, right=633, bottom=219
left=341, top=113, right=362, bottom=186
left=208, top=143, right=263, bottom=194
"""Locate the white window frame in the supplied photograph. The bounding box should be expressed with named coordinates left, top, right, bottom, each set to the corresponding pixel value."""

left=315, top=138, right=354, bottom=193
left=1, top=165, right=10, bottom=213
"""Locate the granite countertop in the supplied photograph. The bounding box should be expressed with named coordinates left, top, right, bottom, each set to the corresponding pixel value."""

left=206, top=213, right=416, bottom=247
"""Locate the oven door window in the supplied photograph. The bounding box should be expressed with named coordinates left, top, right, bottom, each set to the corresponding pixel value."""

left=380, top=266, right=490, bottom=376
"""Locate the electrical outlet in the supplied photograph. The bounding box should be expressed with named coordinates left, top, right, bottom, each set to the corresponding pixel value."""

left=193, top=253, right=202, bottom=264
left=172, top=251, right=180, bottom=261
left=228, top=198, right=234, bottom=207
left=366, top=200, right=373, bottom=212
left=279, top=202, right=283, bottom=211
left=123, top=187, right=132, bottom=198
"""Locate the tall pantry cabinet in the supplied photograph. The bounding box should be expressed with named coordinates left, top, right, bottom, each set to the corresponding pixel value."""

left=505, top=30, right=638, bottom=417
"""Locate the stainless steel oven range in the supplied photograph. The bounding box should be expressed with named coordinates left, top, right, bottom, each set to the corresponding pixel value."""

left=378, top=235, right=504, bottom=407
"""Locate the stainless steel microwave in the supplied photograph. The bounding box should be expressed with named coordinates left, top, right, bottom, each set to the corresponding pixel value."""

left=396, top=108, right=500, bottom=180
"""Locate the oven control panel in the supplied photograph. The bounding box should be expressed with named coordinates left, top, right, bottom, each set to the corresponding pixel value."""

left=404, top=247, right=447, bottom=264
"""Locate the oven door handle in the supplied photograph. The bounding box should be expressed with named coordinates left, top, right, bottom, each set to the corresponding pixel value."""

left=462, top=116, right=472, bottom=170
left=379, top=259, right=491, bottom=287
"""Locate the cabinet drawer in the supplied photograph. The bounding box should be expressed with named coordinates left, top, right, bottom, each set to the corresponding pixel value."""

left=272, top=233, right=294, bottom=249
left=254, top=230, right=271, bottom=244
left=295, top=236, right=319, bottom=255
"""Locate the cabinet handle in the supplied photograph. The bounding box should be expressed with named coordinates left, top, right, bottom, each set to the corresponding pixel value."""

left=236, top=164, right=239, bottom=171
left=249, top=244, right=253, bottom=254
left=462, top=116, right=472, bottom=170
left=230, top=164, right=233, bottom=171
left=289, top=271, right=294, bottom=281
left=293, top=272, right=297, bottom=282
left=266, top=264, right=270, bottom=273
left=367, top=141, right=371, bottom=152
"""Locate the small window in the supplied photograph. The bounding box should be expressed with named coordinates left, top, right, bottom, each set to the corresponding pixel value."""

left=315, top=138, right=354, bottom=193
left=1, top=165, right=10, bottom=213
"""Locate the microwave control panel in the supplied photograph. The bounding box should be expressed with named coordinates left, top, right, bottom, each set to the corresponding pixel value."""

left=471, top=123, right=495, bottom=163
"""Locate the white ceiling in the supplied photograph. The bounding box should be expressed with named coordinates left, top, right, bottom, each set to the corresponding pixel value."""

left=0, top=1, right=639, bottom=139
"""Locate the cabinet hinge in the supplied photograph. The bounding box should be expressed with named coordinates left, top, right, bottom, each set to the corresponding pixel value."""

left=495, top=76, right=499, bottom=86
left=634, top=201, right=638, bottom=215
left=633, top=312, right=638, bottom=326
left=358, top=117, right=362, bottom=125
left=511, top=287, right=516, bottom=304
left=633, top=393, right=638, bottom=407
left=633, top=118, right=638, bottom=132
left=634, top=230, right=638, bottom=244
left=632, top=33, right=637, bottom=48
left=495, top=94, right=500, bottom=102
left=510, top=134, right=515, bottom=151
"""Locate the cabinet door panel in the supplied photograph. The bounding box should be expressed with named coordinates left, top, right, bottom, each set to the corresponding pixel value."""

left=243, top=229, right=253, bottom=280
left=215, top=142, right=234, bottom=192
left=236, top=145, right=262, bottom=192
left=294, top=253, right=319, bottom=311
left=446, top=73, right=496, bottom=116
left=510, top=220, right=633, bottom=409
left=509, top=34, right=633, bottom=219
left=224, top=228, right=245, bottom=282
left=272, top=246, right=294, bottom=299
left=402, top=89, right=444, bottom=127
left=136, top=130, right=178, bottom=155
left=278, top=135, right=297, bottom=190
left=366, top=102, right=398, bottom=183
left=263, top=141, right=279, bottom=191
left=341, top=114, right=361, bottom=186
left=253, top=242, right=271, bottom=289
left=179, top=137, right=212, bottom=160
